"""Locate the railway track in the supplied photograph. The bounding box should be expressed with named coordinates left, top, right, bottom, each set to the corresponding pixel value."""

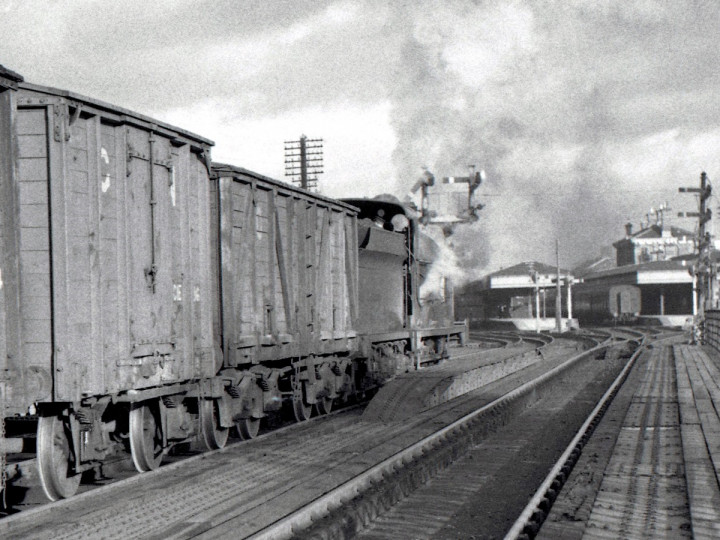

left=286, top=328, right=673, bottom=540
left=256, top=333, right=634, bottom=539
left=0, top=330, right=654, bottom=539
left=536, top=330, right=696, bottom=540
left=0, top=336, right=541, bottom=516
left=505, top=331, right=647, bottom=539
left=293, top=331, right=639, bottom=540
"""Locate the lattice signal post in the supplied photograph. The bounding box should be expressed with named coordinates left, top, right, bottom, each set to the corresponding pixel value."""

left=679, top=171, right=713, bottom=335
left=284, top=135, right=324, bottom=190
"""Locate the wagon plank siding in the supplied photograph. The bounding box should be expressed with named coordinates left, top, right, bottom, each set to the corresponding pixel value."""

left=99, top=122, right=120, bottom=387
left=0, top=88, right=25, bottom=414
left=211, top=164, right=358, bottom=365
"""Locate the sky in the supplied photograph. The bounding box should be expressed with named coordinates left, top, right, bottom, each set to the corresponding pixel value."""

left=1, top=0, right=719, bottom=280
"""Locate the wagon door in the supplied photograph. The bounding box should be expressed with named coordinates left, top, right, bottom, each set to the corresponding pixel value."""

left=124, top=128, right=178, bottom=382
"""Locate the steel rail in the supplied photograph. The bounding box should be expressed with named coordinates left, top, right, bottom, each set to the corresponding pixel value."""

left=504, top=331, right=648, bottom=539
left=247, top=337, right=618, bottom=540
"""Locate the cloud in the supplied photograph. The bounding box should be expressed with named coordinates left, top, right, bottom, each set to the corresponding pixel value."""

left=159, top=97, right=396, bottom=198
left=382, top=0, right=720, bottom=274
left=1, top=0, right=720, bottom=275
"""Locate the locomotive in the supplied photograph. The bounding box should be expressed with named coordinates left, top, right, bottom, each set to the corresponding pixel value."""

left=0, top=67, right=465, bottom=501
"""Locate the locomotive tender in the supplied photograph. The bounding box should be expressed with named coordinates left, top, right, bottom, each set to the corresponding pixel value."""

left=0, top=67, right=465, bottom=501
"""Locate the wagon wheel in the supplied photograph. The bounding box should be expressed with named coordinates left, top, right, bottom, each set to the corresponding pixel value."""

left=129, top=401, right=164, bottom=472
left=315, top=395, right=333, bottom=415
left=235, top=417, right=261, bottom=440
left=292, top=390, right=312, bottom=422
left=37, top=413, right=82, bottom=501
left=199, top=398, right=229, bottom=450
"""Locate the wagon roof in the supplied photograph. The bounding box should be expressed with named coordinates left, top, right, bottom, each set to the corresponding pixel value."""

left=18, top=81, right=214, bottom=147
left=0, top=64, right=23, bottom=88
left=212, top=162, right=359, bottom=213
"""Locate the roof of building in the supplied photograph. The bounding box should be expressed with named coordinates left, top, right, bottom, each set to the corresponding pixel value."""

left=582, top=259, right=694, bottom=284
left=0, top=64, right=23, bottom=83
left=573, top=255, right=616, bottom=277
left=614, top=224, right=694, bottom=245
left=488, top=261, right=572, bottom=278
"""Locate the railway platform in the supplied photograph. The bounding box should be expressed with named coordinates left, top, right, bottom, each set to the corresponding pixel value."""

left=540, top=340, right=720, bottom=539
left=363, top=336, right=583, bottom=422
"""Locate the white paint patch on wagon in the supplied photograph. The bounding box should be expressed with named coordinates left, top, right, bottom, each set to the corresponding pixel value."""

left=170, top=167, right=176, bottom=206
left=100, top=147, right=111, bottom=193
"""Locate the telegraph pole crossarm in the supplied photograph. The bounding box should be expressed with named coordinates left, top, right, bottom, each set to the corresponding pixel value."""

left=284, top=135, right=324, bottom=190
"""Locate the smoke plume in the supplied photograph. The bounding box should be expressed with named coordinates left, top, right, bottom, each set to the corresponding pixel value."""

left=383, top=1, right=720, bottom=279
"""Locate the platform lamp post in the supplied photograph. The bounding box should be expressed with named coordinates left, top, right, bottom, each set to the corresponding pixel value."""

left=567, top=278, right=578, bottom=325
left=555, top=239, right=562, bottom=333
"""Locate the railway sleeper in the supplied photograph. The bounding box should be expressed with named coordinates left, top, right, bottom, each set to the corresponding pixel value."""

left=291, top=346, right=615, bottom=540
left=8, top=351, right=390, bottom=504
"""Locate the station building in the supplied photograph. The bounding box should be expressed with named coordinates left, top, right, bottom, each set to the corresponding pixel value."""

left=455, top=261, right=576, bottom=331
left=456, top=220, right=698, bottom=329
left=586, top=221, right=695, bottom=326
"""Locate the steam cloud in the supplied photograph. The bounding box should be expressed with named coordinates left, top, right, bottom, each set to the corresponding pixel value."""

left=384, top=1, right=720, bottom=279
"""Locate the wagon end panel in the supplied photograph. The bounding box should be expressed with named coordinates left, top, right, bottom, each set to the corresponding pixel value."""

left=215, top=168, right=359, bottom=365
left=1, top=84, right=43, bottom=415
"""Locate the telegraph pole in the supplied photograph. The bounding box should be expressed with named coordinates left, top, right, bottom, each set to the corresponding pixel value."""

left=555, top=239, right=562, bottom=332
left=284, top=135, right=324, bottom=190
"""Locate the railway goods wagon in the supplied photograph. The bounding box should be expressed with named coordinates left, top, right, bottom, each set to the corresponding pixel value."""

left=572, top=283, right=641, bottom=324
left=343, top=198, right=466, bottom=375
left=209, top=164, right=359, bottom=432
left=0, top=68, right=217, bottom=500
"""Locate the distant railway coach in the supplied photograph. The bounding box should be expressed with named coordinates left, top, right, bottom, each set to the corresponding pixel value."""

left=0, top=68, right=217, bottom=500
left=572, top=284, right=641, bottom=323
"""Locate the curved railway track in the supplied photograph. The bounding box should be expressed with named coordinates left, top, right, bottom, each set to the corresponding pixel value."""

left=505, top=332, right=648, bottom=539
left=0, top=329, right=668, bottom=539
left=534, top=329, right=696, bottom=540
